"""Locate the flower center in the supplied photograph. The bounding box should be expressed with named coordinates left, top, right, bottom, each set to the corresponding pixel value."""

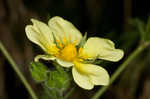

left=58, top=44, right=77, bottom=62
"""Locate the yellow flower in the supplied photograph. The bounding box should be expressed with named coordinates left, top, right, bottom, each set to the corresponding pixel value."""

left=25, top=16, right=124, bottom=90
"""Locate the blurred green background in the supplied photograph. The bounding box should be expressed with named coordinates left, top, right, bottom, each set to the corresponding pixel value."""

left=0, top=0, right=150, bottom=99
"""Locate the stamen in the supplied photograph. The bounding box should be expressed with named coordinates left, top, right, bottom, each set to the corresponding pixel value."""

left=73, top=39, right=77, bottom=45
left=68, top=34, right=72, bottom=42
left=57, top=44, right=77, bottom=62
left=56, top=40, right=63, bottom=48
left=47, top=45, right=60, bottom=55
left=63, top=37, right=67, bottom=45
left=78, top=47, right=83, bottom=55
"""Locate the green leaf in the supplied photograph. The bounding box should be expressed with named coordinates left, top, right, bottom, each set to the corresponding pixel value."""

left=46, top=67, right=70, bottom=91
left=29, top=62, right=49, bottom=83
left=43, top=65, right=70, bottom=99
left=43, top=84, right=63, bottom=99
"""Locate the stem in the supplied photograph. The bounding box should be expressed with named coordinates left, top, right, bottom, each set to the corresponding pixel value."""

left=91, top=43, right=149, bottom=99
left=146, top=15, right=150, bottom=33
left=64, top=87, right=75, bottom=99
left=0, top=41, right=38, bottom=99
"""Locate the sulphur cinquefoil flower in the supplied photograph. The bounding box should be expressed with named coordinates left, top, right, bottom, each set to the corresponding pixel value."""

left=25, top=16, right=124, bottom=90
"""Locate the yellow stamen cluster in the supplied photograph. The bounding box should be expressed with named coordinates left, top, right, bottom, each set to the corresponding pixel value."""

left=58, top=44, right=77, bottom=61
left=47, top=37, right=87, bottom=62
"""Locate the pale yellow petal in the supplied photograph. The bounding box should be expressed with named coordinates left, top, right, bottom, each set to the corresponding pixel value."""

left=74, top=61, right=109, bottom=85
left=87, top=65, right=109, bottom=85
left=99, top=49, right=124, bottom=62
left=72, top=67, right=94, bottom=90
left=34, top=55, right=56, bottom=62
left=48, top=16, right=82, bottom=45
left=56, top=58, right=73, bottom=67
left=26, top=25, right=45, bottom=50
left=31, top=19, right=54, bottom=44
left=81, top=37, right=124, bottom=62
left=25, top=19, right=54, bottom=52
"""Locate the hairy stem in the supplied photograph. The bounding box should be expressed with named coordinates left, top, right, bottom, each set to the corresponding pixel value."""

left=0, top=41, right=38, bottom=99
left=64, top=87, right=75, bottom=99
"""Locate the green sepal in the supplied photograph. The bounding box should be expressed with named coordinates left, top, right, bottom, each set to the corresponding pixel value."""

left=52, top=32, right=62, bottom=48
left=47, top=14, right=51, bottom=21
left=82, top=58, right=103, bottom=65
left=29, top=62, right=49, bottom=83
left=78, top=32, right=87, bottom=48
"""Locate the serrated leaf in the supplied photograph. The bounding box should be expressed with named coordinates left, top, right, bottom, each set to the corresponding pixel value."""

left=46, top=67, right=70, bottom=91
left=43, top=84, right=63, bottom=99
left=43, top=65, right=70, bottom=99
left=29, top=62, right=49, bottom=83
